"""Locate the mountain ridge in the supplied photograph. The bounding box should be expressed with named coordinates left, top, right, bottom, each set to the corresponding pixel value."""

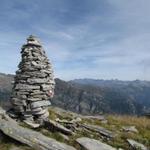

left=0, top=73, right=150, bottom=115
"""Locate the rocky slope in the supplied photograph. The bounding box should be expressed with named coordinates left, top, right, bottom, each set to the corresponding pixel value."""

left=0, top=106, right=149, bottom=150
left=0, top=73, right=13, bottom=108
left=53, top=79, right=143, bottom=115
left=71, top=79, right=150, bottom=108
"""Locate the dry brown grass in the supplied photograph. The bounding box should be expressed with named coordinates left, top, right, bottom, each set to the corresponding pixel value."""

left=1, top=108, right=150, bottom=150
left=105, top=115, right=150, bottom=148
left=107, top=115, right=150, bottom=129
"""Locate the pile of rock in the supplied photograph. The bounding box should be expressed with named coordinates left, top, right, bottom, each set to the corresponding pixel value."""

left=10, top=35, right=55, bottom=124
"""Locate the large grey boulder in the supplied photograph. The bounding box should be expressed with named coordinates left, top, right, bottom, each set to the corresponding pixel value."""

left=76, top=137, right=116, bottom=150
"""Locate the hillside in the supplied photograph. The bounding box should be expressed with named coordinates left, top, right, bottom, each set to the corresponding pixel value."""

left=0, top=73, right=14, bottom=107
left=71, top=79, right=150, bottom=113
left=53, top=79, right=143, bottom=115
left=0, top=106, right=149, bottom=150
left=0, top=73, right=149, bottom=115
left=71, top=79, right=150, bottom=107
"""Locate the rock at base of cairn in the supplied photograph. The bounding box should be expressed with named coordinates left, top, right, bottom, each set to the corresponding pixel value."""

left=10, top=35, right=55, bottom=125
left=0, top=107, right=76, bottom=150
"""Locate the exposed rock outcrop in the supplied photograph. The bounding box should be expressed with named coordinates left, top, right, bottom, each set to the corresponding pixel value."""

left=79, top=123, right=116, bottom=139
left=76, top=137, right=116, bottom=150
left=127, top=139, right=148, bottom=150
left=0, top=107, right=76, bottom=150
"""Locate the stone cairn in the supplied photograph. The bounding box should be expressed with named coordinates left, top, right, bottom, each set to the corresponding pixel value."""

left=10, top=35, right=55, bottom=125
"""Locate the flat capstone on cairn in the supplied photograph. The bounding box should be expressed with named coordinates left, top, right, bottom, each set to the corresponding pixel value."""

left=9, top=35, right=55, bottom=125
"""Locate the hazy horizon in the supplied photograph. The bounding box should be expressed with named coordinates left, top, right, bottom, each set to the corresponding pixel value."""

left=1, top=72, right=150, bottom=82
left=0, top=0, right=150, bottom=80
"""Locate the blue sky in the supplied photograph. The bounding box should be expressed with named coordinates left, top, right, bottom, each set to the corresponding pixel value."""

left=0, top=0, right=150, bottom=80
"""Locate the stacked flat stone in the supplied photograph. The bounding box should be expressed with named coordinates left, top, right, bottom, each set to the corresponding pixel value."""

left=11, top=35, right=55, bottom=123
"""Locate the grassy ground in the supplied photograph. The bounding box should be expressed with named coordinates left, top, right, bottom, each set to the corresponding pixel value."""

left=75, top=114, right=150, bottom=149
left=0, top=107, right=150, bottom=150
left=0, top=134, right=33, bottom=150
left=47, top=107, right=150, bottom=149
left=106, top=115, right=150, bottom=148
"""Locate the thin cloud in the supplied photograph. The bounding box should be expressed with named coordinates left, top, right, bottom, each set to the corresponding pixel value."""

left=0, top=0, right=150, bottom=80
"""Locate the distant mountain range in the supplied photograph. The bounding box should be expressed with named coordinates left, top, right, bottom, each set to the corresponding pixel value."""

left=70, top=79, right=150, bottom=111
left=71, top=78, right=150, bottom=88
left=0, top=73, right=150, bottom=115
